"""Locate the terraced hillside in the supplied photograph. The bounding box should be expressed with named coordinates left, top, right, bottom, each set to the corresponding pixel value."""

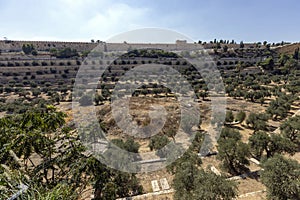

left=0, top=40, right=299, bottom=200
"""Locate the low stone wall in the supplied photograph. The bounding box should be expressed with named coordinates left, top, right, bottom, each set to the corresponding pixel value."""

left=0, top=40, right=255, bottom=52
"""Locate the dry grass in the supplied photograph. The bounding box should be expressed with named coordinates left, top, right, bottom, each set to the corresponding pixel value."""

left=58, top=96, right=299, bottom=200
left=136, top=169, right=174, bottom=193
left=275, top=43, right=300, bottom=55
left=237, top=178, right=266, bottom=199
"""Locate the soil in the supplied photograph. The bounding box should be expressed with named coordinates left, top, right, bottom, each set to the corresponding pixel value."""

left=55, top=94, right=299, bottom=200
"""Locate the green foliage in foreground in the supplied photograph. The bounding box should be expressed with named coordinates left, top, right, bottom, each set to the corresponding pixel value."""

left=0, top=170, right=77, bottom=200
left=261, top=154, right=300, bottom=200
left=172, top=158, right=237, bottom=200
left=0, top=107, right=143, bottom=200
left=167, top=131, right=237, bottom=200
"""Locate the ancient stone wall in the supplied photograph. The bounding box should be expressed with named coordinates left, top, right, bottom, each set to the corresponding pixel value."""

left=0, top=40, right=254, bottom=52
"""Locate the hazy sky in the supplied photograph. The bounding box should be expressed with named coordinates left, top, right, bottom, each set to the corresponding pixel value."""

left=0, top=0, right=299, bottom=43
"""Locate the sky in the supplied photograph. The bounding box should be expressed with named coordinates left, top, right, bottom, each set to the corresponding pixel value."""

left=0, top=0, right=299, bottom=43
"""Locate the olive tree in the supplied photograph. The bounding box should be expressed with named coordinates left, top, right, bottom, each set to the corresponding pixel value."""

left=261, top=154, right=300, bottom=200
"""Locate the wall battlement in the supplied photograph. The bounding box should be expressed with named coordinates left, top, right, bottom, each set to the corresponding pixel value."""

left=0, top=40, right=253, bottom=52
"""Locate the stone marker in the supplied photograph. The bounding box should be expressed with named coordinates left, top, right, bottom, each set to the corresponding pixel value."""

left=210, top=165, right=221, bottom=176
left=160, top=178, right=170, bottom=190
left=249, top=158, right=260, bottom=165
left=151, top=180, right=160, bottom=192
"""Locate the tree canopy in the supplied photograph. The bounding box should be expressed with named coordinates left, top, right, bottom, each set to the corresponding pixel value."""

left=0, top=107, right=143, bottom=199
left=249, top=131, right=297, bottom=159
left=22, top=44, right=36, bottom=55
left=280, top=115, right=300, bottom=146
left=261, top=154, right=300, bottom=200
left=217, top=127, right=250, bottom=175
left=173, top=159, right=238, bottom=200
